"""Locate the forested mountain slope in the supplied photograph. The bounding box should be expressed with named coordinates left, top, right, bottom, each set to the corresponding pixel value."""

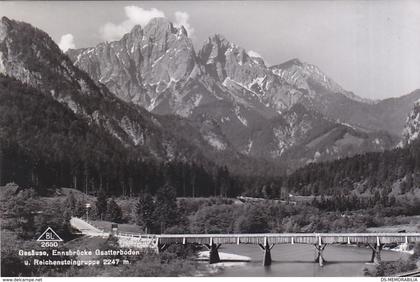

left=0, top=76, right=242, bottom=197
left=281, top=139, right=420, bottom=196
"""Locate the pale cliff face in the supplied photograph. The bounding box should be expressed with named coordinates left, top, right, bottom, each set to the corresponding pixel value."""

left=402, top=99, right=420, bottom=145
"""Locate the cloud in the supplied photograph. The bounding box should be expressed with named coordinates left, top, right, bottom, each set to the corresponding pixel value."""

left=100, top=6, right=165, bottom=41
left=174, top=11, right=194, bottom=37
left=100, top=6, right=195, bottom=41
left=247, top=50, right=262, bottom=58
left=125, top=6, right=166, bottom=27
left=58, top=34, right=75, bottom=52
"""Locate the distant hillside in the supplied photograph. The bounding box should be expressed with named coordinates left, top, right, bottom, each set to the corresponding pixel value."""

left=281, top=139, right=420, bottom=197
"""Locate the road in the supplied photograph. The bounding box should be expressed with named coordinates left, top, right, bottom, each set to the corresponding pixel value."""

left=70, top=217, right=109, bottom=237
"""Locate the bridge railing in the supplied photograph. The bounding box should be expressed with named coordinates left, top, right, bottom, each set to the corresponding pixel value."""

left=155, top=232, right=420, bottom=245
left=117, top=232, right=157, bottom=240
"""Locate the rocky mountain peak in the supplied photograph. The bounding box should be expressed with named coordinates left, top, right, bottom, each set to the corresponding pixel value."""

left=247, top=52, right=265, bottom=66
left=270, top=58, right=374, bottom=104
left=67, top=16, right=198, bottom=110
left=126, top=24, right=143, bottom=38
left=140, top=17, right=188, bottom=39
left=0, top=16, right=99, bottom=100
left=275, top=58, right=304, bottom=68
left=199, top=34, right=232, bottom=65
left=198, top=33, right=268, bottom=84
left=207, top=34, right=231, bottom=47
left=0, top=16, right=10, bottom=37
left=179, top=25, right=188, bottom=37
left=200, top=34, right=252, bottom=62
left=0, top=16, right=13, bottom=31
left=143, top=17, right=177, bottom=39
left=0, top=16, right=52, bottom=47
left=271, top=59, right=344, bottom=93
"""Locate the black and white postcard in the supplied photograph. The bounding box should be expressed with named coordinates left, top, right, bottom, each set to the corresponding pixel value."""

left=0, top=1, right=419, bottom=280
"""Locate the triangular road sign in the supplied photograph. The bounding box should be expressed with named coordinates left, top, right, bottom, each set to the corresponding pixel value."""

left=37, top=227, right=63, bottom=242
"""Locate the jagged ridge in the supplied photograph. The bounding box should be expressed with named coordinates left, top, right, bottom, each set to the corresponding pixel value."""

left=66, top=19, right=400, bottom=166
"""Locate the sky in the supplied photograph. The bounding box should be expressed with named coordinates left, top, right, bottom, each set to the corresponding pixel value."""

left=1, top=1, right=420, bottom=100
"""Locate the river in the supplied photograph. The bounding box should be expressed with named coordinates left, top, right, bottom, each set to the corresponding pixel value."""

left=211, top=244, right=407, bottom=276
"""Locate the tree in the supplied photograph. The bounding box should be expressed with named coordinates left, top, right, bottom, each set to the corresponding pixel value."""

left=6, top=189, right=38, bottom=239
left=105, top=198, right=123, bottom=223
left=34, top=200, right=73, bottom=241
left=154, top=184, right=179, bottom=233
left=191, top=204, right=236, bottom=234
left=234, top=206, right=269, bottom=233
left=136, top=190, right=156, bottom=234
left=95, top=190, right=108, bottom=220
left=63, top=191, right=76, bottom=216
left=73, top=199, right=86, bottom=218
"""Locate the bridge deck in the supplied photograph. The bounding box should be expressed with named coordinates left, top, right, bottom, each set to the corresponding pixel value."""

left=155, top=233, right=420, bottom=245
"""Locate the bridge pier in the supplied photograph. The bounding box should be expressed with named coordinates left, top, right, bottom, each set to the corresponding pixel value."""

left=314, top=244, right=327, bottom=267
left=368, top=243, right=384, bottom=264
left=204, top=243, right=221, bottom=264
left=152, top=233, right=420, bottom=266
left=258, top=240, right=275, bottom=266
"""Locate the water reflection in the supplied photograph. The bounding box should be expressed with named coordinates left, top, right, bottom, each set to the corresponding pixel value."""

left=214, top=244, right=406, bottom=276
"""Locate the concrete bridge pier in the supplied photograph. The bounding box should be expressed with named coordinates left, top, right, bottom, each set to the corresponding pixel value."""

left=258, top=238, right=275, bottom=266
left=204, top=241, right=221, bottom=264
left=314, top=244, right=327, bottom=266
left=368, top=243, right=384, bottom=264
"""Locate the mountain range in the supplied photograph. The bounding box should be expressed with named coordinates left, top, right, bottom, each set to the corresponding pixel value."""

left=1, top=16, right=420, bottom=178
left=0, top=16, right=271, bottom=176
left=67, top=17, right=420, bottom=168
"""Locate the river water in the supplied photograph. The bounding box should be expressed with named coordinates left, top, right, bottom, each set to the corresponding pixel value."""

left=213, top=244, right=407, bottom=276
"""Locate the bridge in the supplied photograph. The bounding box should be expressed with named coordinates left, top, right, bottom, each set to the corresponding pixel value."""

left=155, top=233, right=420, bottom=266
left=70, top=218, right=420, bottom=267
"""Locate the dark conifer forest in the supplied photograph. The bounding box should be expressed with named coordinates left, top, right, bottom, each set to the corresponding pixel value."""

left=280, top=140, right=420, bottom=196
